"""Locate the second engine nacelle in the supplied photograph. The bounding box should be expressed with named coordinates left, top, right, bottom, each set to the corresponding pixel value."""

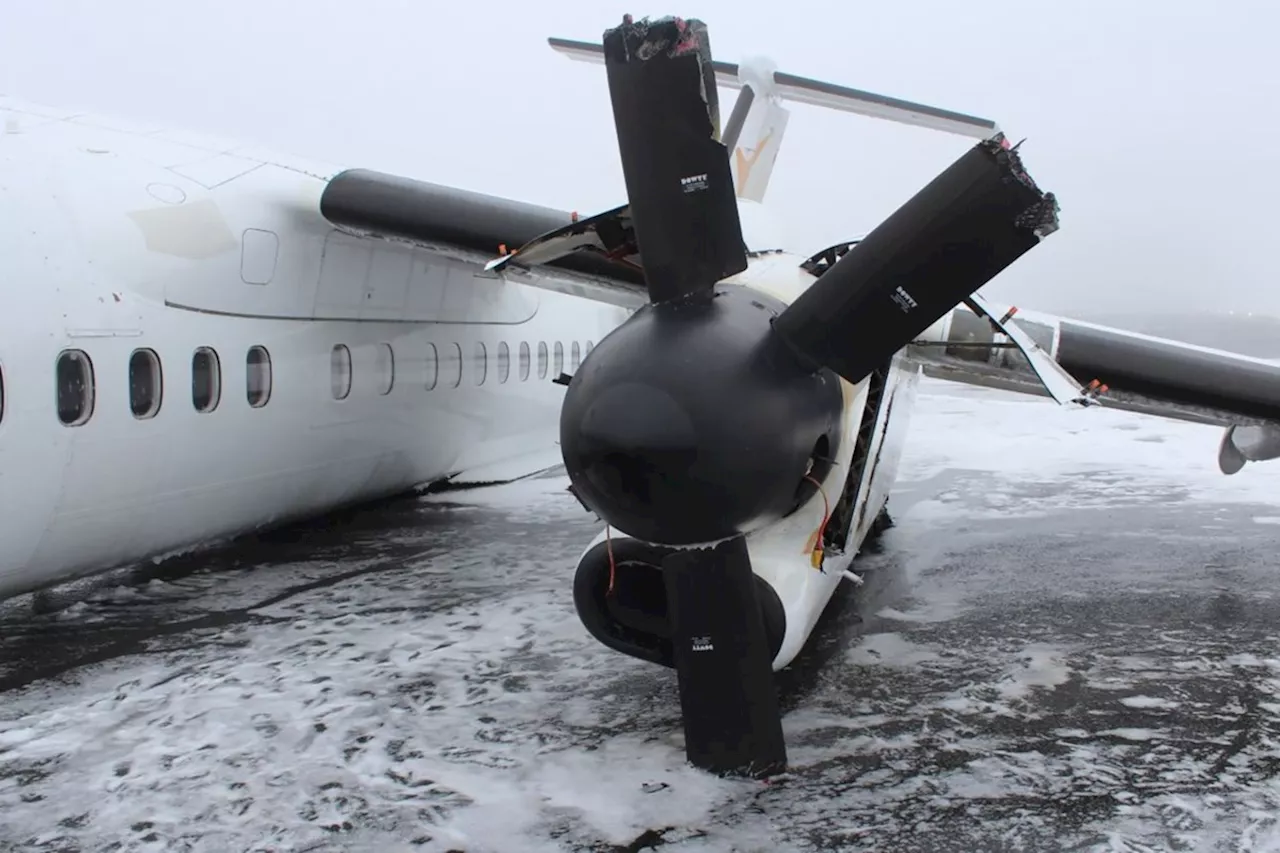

left=571, top=533, right=788, bottom=669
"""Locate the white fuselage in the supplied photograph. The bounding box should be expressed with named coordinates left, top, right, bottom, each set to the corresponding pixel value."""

left=0, top=95, right=922, bottom=674
left=0, top=98, right=629, bottom=599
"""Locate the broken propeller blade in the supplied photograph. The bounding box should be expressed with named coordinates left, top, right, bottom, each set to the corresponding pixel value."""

left=773, top=135, right=1060, bottom=385
left=602, top=15, right=748, bottom=304
left=661, top=534, right=787, bottom=778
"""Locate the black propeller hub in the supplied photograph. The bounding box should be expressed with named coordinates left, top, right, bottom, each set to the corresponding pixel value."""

left=560, top=286, right=845, bottom=545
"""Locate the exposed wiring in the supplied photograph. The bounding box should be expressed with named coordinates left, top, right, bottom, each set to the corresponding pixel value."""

left=804, top=474, right=830, bottom=569
left=606, top=523, right=617, bottom=596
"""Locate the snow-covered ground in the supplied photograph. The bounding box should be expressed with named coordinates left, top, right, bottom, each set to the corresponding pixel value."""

left=3, top=377, right=1280, bottom=852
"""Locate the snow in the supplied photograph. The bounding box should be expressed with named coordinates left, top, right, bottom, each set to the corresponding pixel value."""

left=5, top=377, right=1280, bottom=850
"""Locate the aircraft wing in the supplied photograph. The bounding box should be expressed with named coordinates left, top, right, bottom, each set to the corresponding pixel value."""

left=316, top=35, right=1010, bottom=311
left=546, top=36, right=999, bottom=140
left=318, top=168, right=650, bottom=310
left=909, top=298, right=1280, bottom=475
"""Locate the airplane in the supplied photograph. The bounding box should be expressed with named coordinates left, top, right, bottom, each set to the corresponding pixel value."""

left=5, top=10, right=1280, bottom=782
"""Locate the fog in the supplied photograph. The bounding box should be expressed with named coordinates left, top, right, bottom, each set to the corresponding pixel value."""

left=3, top=0, right=1275, bottom=318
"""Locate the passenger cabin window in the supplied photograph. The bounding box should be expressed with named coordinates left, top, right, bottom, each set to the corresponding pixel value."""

left=446, top=343, right=463, bottom=388
left=0, top=362, right=5, bottom=424
left=518, top=342, right=531, bottom=382
left=570, top=342, right=581, bottom=372
left=424, top=343, right=438, bottom=390
left=553, top=342, right=564, bottom=377
left=376, top=343, right=395, bottom=395
left=331, top=345, right=352, bottom=400
left=585, top=340, right=594, bottom=357
left=537, top=342, right=549, bottom=379
left=128, top=348, right=163, bottom=419
left=56, top=349, right=95, bottom=426
left=246, top=346, right=271, bottom=407
left=129, top=349, right=163, bottom=418
left=474, top=341, right=487, bottom=385
left=192, top=347, right=221, bottom=413
left=497, top=342, right=510, bottom=384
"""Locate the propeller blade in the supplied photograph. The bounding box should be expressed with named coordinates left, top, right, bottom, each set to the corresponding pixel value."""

left=773, top=136, right=1060, bottom=384
left=661, top=534, right=787, bottom=778
left=602, top=16, right=748, bottom=304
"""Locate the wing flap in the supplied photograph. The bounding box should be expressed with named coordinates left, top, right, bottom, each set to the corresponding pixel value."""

left=484, top=204, right=640, bottom=273
left=318, top=168, right=649, bottom=308
left=963, top=293, right=1093, bottom=406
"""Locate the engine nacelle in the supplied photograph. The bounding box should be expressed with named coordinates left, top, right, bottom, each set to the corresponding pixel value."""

left=559, top=285, right=845, bottom=545
left=571, top=533, right=788, bottom=669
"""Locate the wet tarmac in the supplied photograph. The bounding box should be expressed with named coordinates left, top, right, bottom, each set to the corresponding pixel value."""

left=3, top=379, right=1280, bottom=852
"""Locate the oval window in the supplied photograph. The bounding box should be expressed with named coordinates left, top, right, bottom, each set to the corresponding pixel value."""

left=474, top=341, right=487, bottom=386
left=537, top=341, right=549, bottom=379
left=56, top=349, right=95, bottom=426
left=518, top=342, right=531, bottom=382
left=376, top=343, right=395, bottom=395
left=192, top=347, right=221, bottom=413
left=497, top=342, right=510, bottom=384
left=447, top=343, right=463, bottom=388
left=129, top=348, right=163, bottom=419
left=424, top=342, right=439, bottom=390
left=246, top=346, right=271, bottom=408
left=331, top=344, right=352, bottom=400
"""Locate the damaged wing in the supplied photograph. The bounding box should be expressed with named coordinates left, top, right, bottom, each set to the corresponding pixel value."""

left=318, top=169, right=650, bottom=310
left=483, top=204, right=640, bottom=276
left=910, top=301, right=1280, bottom=474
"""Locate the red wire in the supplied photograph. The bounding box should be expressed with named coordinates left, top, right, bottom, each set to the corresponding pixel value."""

left=805, top=474, right=830, bottom=547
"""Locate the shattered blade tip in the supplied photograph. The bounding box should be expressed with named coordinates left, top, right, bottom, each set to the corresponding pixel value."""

left=604, top=14, right=707, bottom=61
left=983, top=133, right=1052, bottom=197
left=996, top=134, right=1060, bottom=239
left=1026, top=198, right=1061, bottom=239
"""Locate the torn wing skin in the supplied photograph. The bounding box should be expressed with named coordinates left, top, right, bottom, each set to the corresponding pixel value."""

left=318, top=168, right=649, bottom=310
left=484, top=204, right=641, bottom=276
left=909, top=303, right=1280, bottom=474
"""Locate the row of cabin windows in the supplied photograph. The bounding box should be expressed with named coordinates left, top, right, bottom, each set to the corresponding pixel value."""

left=52, top=346, right=269, bottom=426
left=0, top=339, right=591, bottom=428
left=328, top=339, right=594, bottom=400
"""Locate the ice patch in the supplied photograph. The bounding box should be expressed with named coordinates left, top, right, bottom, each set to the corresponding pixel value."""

left=847, top=632, right=939, bottom=667
left=899, top=377, right=1280, bottom=513
left=7, top=377, right=1280, bottom=851
left=875, top=604, right=960, bottom=624
left=995, top=645, right=1072, bottom=701
left=1119, top=695, right=1180, bottom=710
left=1100, top=728, right=1160, bottom=741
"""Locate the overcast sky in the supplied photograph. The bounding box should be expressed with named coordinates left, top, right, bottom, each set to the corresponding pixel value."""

left=2, top=0, right=1275, bottom=317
